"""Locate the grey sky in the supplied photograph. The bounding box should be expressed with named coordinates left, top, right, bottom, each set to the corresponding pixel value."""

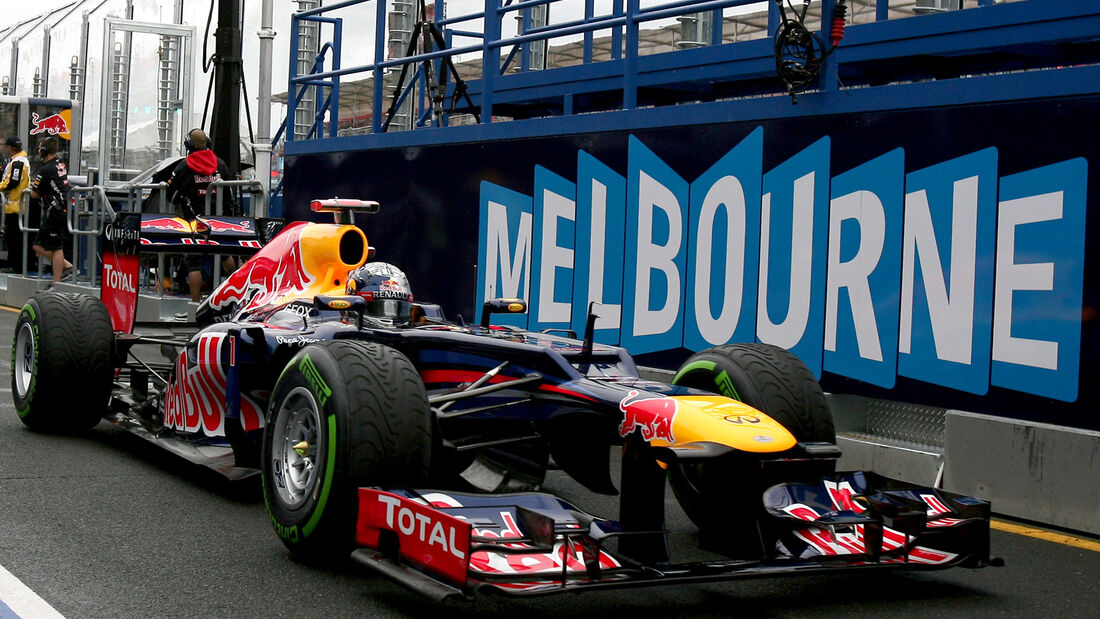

left=1, top=0, right=73, bottom=30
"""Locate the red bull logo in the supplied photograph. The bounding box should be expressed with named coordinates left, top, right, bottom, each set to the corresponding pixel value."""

left=379, top=278, right=401, bottom=291
left=200, top=218, right=254, bottom=234
left=618, top=390, right=677, bottom=443
left=142, top=216, right=193, bottom=232
left=30, top=111, right=71, bottom=138
left=207, top=223, right=314, bottom=314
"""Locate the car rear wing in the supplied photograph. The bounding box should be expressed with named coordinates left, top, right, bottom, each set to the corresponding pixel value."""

left=99, top=212, right=285, bottom=333
left=132, top=212, right=285, bottom=253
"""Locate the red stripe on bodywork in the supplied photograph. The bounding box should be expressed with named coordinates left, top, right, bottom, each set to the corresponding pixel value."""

left=537, top=384, right=598, bottom=402
left=420, top=369, right=515, bottom=385
left=420, top=370, right=597, bottom=402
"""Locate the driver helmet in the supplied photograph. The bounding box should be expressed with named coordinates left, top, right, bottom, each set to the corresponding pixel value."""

left=346, top=262, right=413, bottom=324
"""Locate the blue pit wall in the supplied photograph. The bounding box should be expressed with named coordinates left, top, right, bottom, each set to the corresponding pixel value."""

left=279, top=0, right=1100, bottom=437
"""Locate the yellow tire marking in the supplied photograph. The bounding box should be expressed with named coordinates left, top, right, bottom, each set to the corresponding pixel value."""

left=993, top=519, right=1100, bottom=553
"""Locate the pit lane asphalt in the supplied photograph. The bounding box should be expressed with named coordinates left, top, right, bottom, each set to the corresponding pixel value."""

left=0, top=303, right=1098, bottom=618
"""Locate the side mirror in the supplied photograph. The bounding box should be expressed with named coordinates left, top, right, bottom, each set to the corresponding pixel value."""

left=481, top=298, right=527, bottom=329
left=315, top=294, right=368, bottom=328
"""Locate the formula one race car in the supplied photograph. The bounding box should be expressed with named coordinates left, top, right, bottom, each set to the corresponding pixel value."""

left=10, top=199, right=1000, bottom=600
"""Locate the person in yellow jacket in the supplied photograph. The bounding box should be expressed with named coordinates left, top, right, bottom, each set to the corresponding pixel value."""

left=0, top=136, right=30, bottom=271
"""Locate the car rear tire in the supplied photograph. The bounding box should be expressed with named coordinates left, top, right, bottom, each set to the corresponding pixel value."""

left=262, top=340, right=432, bottom=561
left=11, top=292, right=115, bottom=432
left=669, top=343, right=835, bottom=553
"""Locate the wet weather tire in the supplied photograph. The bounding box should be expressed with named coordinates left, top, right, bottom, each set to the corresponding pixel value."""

left=669, top=343, right=835, bottom=546
left=11, top=292, right=115, bottom=432
left=262, top=340, right=432, bottom=562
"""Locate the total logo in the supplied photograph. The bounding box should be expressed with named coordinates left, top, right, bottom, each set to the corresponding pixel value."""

left=103, top=262, right=135, bottom=293
left=374, top=492, right=467, bottom=560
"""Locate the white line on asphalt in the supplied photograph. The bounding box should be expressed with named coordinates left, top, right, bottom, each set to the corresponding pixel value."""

left=0, top=564, right=64, bottom=619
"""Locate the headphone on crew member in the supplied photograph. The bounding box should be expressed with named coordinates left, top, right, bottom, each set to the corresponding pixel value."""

left=37, top=136, right=58, bottom=159
left=184, top=128, right=213, bottom=153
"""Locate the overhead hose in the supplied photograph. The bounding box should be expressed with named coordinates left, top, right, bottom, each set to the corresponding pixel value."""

left=831, top=2, right=848, bottom=47
left=773, top=0, right=848, bottom=103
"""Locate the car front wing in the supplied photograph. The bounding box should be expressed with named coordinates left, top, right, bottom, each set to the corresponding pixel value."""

left=350, top=471, right=1000, bottom=600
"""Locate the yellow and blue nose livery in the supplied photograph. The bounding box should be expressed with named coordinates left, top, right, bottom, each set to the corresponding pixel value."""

left=617, top=391, right=796, bottom=453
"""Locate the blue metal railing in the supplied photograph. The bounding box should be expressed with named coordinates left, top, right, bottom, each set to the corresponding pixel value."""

left=286, top=10, right=344, bottom=141
left=288, top=0, right=788, bottom=138
left=283, top=0, right=1097, bottom=143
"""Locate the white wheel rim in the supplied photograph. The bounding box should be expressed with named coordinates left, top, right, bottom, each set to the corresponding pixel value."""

left=14, top=322, right=36, bottom=399
left=270, top=386, right=324, bottom=510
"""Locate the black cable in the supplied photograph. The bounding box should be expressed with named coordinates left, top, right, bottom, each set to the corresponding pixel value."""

left=240, top=71, right=256, bottom=147
left=200, top=68, right=215, bottom=131
left=202, top=0, right=216, bottom=73
left=773, top=0, right=846, bottom=103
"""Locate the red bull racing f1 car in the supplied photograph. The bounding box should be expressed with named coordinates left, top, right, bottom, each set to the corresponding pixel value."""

left=10, top=200, right=1000, bottom=600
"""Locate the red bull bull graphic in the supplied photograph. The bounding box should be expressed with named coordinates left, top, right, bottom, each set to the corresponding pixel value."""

left=141, top=215, right=255, bottom=235
left=203, top=222, right=369, bottom=320
left=617, top=390, right=677, bottom=443
left=207, top=223, right=315, bottom=315
left=29, top=110, right=72, bottom=139
left=142, top=215, right=195, bottom=233
left=138, top=215, right=262, bottom=250
left=200, top=218, right=254, bottom=234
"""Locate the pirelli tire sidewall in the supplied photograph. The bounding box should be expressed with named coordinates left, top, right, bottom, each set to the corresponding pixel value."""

left=671, top=343, right=835, bottom=443
left=262, top=340, right=432, bottom=561
left=11, top=292, right=114, bottom=432
left=668, top=343, right=836, bottom=544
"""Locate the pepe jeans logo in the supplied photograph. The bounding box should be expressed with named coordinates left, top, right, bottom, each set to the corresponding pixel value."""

left=476, top=129, right=1087, bottom=402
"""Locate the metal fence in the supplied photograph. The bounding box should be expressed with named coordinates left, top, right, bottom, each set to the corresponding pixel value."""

left=6, top=180, right=264, bottom=296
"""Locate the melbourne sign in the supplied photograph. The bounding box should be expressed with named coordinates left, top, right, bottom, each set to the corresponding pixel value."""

left=476, top=128, right=1087, bottom=402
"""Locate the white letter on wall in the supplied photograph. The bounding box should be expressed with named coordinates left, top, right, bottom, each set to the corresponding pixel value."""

left=899, top=177, right=978, bottom=363
left=485, top=201, right=532, bottom=300
left=694, top=175, right=746, bottom=345
left=757, top=172, right=816, bottom=349
left=634, top=171, right=682, bottom=337
left=992, top=191, right=1061, bottom=370
left=537, top=188, right=575, bottom=324
left=825, top=190, right=886, bottom=361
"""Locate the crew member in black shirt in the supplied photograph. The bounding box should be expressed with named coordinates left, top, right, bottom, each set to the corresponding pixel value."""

left=31, top=137, right=73, bottom=286
left=165, top=128, right=234, bottom=219
left=165, top=129, right=238, bottom=301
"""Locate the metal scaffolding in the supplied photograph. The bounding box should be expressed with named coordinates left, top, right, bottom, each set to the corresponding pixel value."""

left=108, top=40, right=130, bottom=169
left=387, top=0, right=415, bottom=132
left=157, top=33, right=181, bottom=160
left=294, top=0, right=322, bottom=140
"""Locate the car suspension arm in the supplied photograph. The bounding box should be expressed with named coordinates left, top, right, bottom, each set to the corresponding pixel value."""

left=436, top=360, right=510, bottom=412
left=428, top=373, right=542, bottom=406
